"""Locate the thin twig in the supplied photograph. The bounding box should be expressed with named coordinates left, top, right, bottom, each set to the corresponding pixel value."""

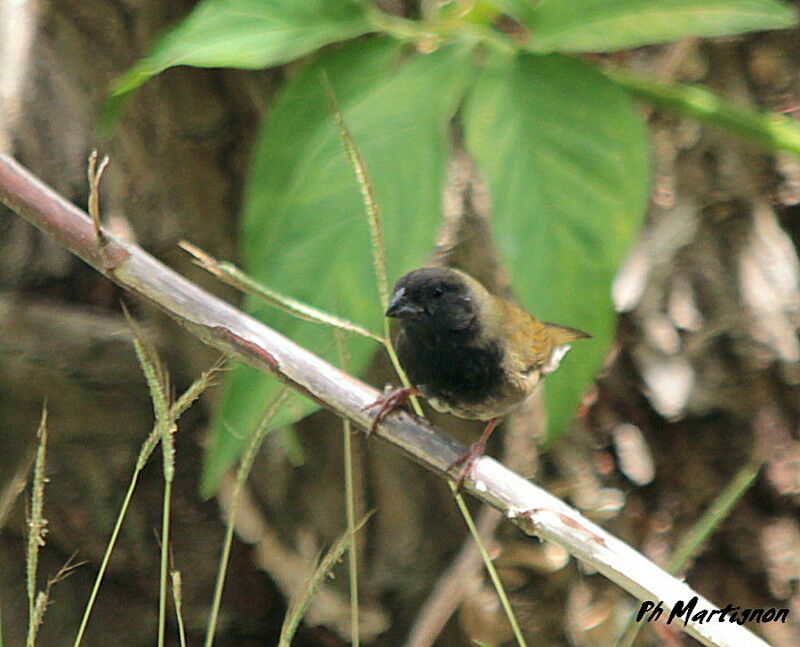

left=86, top=150, right=109, bottom=243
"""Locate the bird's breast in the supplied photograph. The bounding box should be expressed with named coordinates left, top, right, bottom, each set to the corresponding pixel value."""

left=395, top=327, right=524, bottom=420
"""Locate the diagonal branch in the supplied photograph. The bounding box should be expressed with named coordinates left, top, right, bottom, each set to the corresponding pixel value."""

left=0, top=153, right=769, bottom=647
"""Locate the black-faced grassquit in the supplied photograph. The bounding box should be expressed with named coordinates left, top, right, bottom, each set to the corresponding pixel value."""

left=368, top=266, right=590, bottom=486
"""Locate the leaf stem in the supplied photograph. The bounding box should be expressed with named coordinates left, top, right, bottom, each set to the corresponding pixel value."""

left=608, top=69, right=800, bottom=157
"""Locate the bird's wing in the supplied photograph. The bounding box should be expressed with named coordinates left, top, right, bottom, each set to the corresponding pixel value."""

left=494, top=300, right=590, bottom=376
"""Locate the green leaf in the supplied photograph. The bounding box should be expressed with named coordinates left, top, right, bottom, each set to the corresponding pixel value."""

left=202, top=38, right=473, bottom=495
left=608, top=69, right=800, bottom=156
left=463, top=52, right=649, bottom=439
left=521, top=0, right=797, bottom=53
left=480, top=0, right=536, bottom=24
left=113, top=0, right=373, bottom=95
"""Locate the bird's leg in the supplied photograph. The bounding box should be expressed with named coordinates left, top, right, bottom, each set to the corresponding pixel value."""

left=362, top=386, right=422, bottom=436
left=448, top=417, right=501, bottom=490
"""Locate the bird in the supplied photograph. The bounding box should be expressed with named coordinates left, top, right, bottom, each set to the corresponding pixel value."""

left=366, top=266, right=590, bottom=487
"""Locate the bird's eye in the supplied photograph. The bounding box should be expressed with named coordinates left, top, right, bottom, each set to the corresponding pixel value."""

left=433, top=287, right=444, bottom=299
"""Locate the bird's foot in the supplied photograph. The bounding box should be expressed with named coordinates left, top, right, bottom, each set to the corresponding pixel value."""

left=446, top=418, right=500, bottom=491
left=363, top=386, right=421, bottom=436
left=447, top=439, right=487, bottom=492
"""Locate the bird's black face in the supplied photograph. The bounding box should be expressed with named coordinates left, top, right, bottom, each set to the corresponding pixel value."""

left=385, top=268, right=477, bottom=332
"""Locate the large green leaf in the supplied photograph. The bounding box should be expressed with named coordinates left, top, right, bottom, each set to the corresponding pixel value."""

left=202, top=38, right=473, bottom=495
left=519, top=0, right=797, bottom=53
left=463, top=52, right=649, bottom=439
left=114, top=0, right=372, bottom=95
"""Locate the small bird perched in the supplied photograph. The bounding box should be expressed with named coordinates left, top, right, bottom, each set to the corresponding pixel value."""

left=368, top=266, right=590, bottom=486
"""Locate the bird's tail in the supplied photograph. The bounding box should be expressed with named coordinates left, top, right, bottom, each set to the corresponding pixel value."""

left=543, top=322, right=592, bottom=345
left=539, top=322, right=591, bottom=375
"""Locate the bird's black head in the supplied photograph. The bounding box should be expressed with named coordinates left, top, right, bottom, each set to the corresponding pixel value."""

left=385, top=267, right=479, bottom=333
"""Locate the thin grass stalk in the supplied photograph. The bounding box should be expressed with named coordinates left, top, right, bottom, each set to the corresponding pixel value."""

left=451, top=483, right=528, bottom=647
left=278, top=514, right=371, bottom=647
left=158, top=423, right=176, bottom=647
left=380, top=338, right=424, bottom=417
left=321, top=74, right=424, bottom=417
left=29, top=593, right=47, bottom=647
left=321, top=72, right=389, bottom=311
left=323, top=63, right=522, bottom=645
left=74, top=345, right=211, bottom=647
left=668, top=460, right=761, bottom=572
left=170, top=360, right=224, bottom=420
left=336, top=331, right=360, bottom=647
left=204, top=386, right=291, bottom=647
left=26, top=409, right=48, bottom=647
left=343, top=414, right=360, bottom=647
left=171, top=571, right=187, bottom=647
left=615, top=459, right=762, bottom=647
left=180, top=241, right=383, bottom=343
left=124, top=311, right=171, bottom=647
left=73, top=448, right=151, bottom=647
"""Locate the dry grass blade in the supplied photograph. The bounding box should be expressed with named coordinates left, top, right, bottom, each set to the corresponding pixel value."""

left=26, top=407, right=49, bottom=647
left=320, top=72, right=389, bottom=311
left=0, top=449, right=35, bottom=529
left=180, top=241, right=383, bottom=342
left=278, top=512, right=374, bottom=647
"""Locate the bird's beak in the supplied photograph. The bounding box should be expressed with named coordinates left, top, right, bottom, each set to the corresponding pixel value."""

left=385, top=288, right=423, bottom=319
